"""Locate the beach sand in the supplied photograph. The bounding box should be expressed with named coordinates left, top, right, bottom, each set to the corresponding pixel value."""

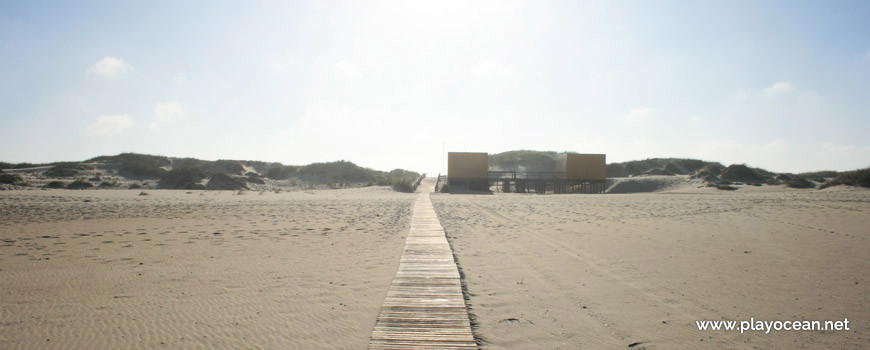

left=2, top=181, right=868, bottom=349
left=0, top=187, right=415, bottom=349
left=431, top=185, right=869, bottom=349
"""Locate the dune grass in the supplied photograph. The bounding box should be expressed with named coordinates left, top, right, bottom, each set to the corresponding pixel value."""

left=44, top=162, right=93, bottom=178
left=819, top=168, right=870, bottom=189
left=43, top=181, right=65, bottom=189
left=66, top=180, right=94, bottom=189
left=0, top=173, right=23, bottom=184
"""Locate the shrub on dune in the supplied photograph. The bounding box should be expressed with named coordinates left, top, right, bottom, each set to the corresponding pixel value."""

left=786, top=178, right=815, bottom=189
left=0, top=173, right=23, bottom=184
left=720, top=164, right=768, bottom=184
left=184, top=183, right=207, bottom=190
left=66, top=180, right=94, bottom=189
left=206, top=173, right=249, bottom=190
left=91, top=153, right=171, bottom=179
left=160, top=167, right=207, bottom=189
left=44, top=163, right=92, bottom=178
left=119, top=162, right=167, bottom=179
left=213, top=160, right=245, bottom=175
left=246, top=176, right=265, bottom=184
left=44, top=181, right=65, bottom=188
left=819, top=168, right=870, bottom=189
left=265, top=165, right=298, bottom=180
left=391, top=178, right=414, bottom=193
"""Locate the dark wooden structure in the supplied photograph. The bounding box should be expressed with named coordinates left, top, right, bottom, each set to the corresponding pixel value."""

left=488, top=171, right=606, bottom=194
left=445, top=152, right=607, bottom=194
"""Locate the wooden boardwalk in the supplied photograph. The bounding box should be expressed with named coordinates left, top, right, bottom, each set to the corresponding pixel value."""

left=368, top=192, right=477, bottom=349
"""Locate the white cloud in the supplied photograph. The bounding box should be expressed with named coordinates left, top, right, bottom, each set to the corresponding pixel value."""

left=685, top=138, right=798, bottom=171
left=625, top=107, right=653, bottom=121
left=150, top=102, right=186, bottom=131
left=865, top=48, right=870, bottom=59
left=154, top=102, right=185, bottom=121
left=86, top=57, right=131, bottom=78
left=588, top=69, right=615, bottom=81
left=268, top=51, right=294, bottom=73
left=173, top=73, right=188, bottom=86
left=763, top=138, right=788, bottom=152
left=86, top=114, right=133, bottom=135
left=731, top=89, right=751, bottom=101
left=267, top=99, right=393, bottom=165
left=813, top=142, right=870, bottom=171
left=762, top=81, right=795, bottom=97
left=333, top=60, right=362, bottom=79
left=470, top=60, right=517, bottom=79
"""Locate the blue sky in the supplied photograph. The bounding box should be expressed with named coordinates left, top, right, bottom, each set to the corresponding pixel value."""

left=1, top=0, right=868, bottom=174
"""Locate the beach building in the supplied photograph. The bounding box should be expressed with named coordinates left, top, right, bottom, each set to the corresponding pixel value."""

left=439, top=151, right=606, bottom=193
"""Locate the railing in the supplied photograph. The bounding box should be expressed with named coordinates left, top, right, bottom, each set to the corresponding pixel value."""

left=412, top=173, right=426, bottom=190
left=434, top=173, right=448, bottom=192
left=439, top=171, right=604, bottom=194
left=488, top=171, right=568, bottom=180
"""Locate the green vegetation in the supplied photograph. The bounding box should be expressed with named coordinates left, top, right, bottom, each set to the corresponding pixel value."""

left=6, top=152, right=421, bottom=192
left=245, top=174, right=265, bottom=184
left=291, top=161, right=420, bottom=190
left=89, top=153, right=170, bottom=179
left=66, top=180, right=94, bottom=189
left=0, top=173, right=23, bottom=184
left=98, top=181, right=117, bottom=189
left=819, top=168, right=870, bottom=189
left=184, top=183, right=207, bottom=190
left=297, top=160, right=380, bottom=184
left=171, top=158, right=244, bottom=175
left=796, top=170, right=839, bottom=182
left=786, top=178, right=815, bottom=189
left=171, top=157, right=212, bottom=171
left=160, top=167, right=207, bottom=189
left=43, top=181, right=65, bottom=188
left=391, top=178, right=414, bottom=193
left=606, top=158, right=720, bottom=177
left=0, top=162, right=44, bottom=169
left=719, top=164, right=769, bottom=184
left=44, top=162, right=93, bottom=178
left=87, top=153, right=171, bottom=166
left=120, top=162, right=167, bottom=179
left=206, top=173, right=249, bottom=190
left=265, top=165, right=299, bottom=180
left=214, top=159, right=245, bottom=174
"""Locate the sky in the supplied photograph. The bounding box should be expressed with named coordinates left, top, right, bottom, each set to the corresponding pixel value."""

left=1, top=0, right=869, bottom=175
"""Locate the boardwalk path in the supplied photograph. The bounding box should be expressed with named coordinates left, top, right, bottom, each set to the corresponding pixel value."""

left=368, top=191, right=477, bottom=349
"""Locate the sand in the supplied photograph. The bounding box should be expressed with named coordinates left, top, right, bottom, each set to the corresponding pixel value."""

left=2, top=180, right=868, bottom=349
left=0, top=187, right=415, bottom=349
left=431, top=184, right=870, bottom=349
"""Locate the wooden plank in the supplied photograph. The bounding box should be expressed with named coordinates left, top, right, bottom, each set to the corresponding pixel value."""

left=369, top=192, right=477, bottom=349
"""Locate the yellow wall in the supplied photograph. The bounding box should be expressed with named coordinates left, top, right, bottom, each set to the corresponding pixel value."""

left=448, top=152, right=488, bottom=179
left=566, top=153, right=606, bottom=180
